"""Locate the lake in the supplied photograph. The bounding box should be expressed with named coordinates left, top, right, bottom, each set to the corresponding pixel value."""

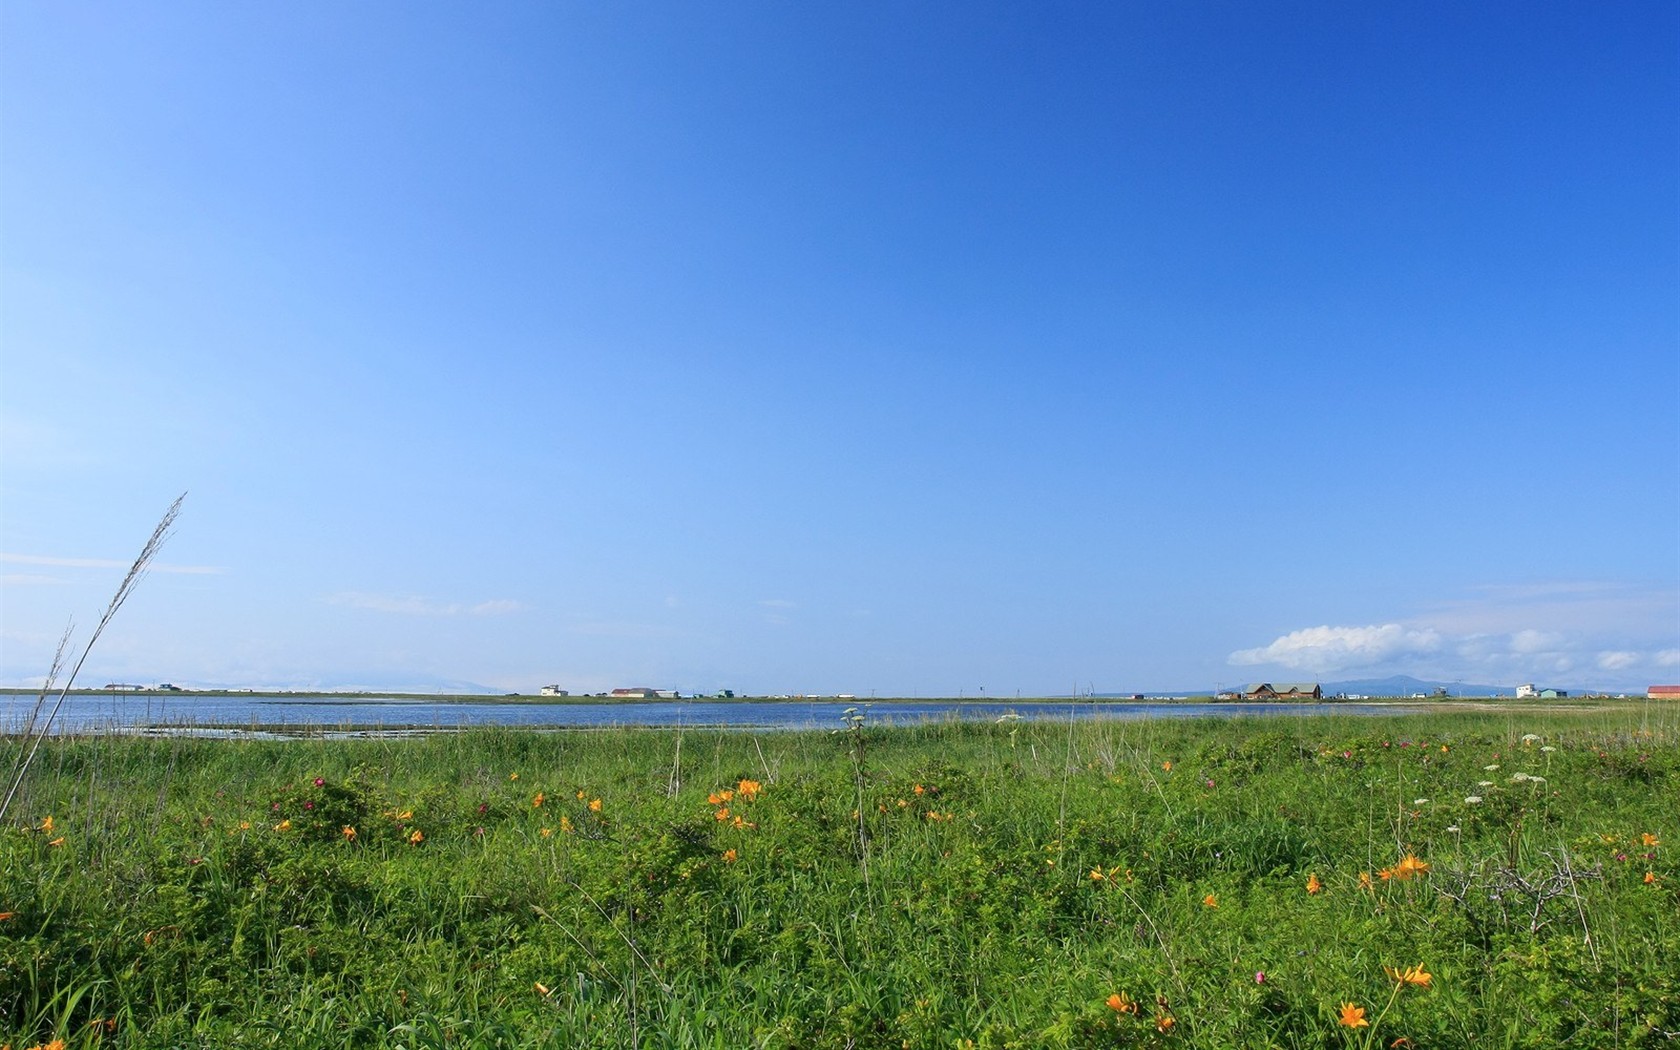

left=1, top=692, right=1413, bottom=736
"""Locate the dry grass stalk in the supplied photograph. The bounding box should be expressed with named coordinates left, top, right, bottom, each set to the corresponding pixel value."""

left=0, top=493, right=184, bottom=824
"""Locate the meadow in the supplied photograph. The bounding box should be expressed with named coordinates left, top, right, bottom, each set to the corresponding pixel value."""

left=2, top=706, right=1675, bottom=1049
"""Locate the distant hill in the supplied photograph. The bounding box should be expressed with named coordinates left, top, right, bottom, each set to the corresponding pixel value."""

left=1322, top=674, right=1516, bottom=697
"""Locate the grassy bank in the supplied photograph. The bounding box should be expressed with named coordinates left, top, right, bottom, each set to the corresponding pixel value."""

left=3, top=707, right=1676, bottom=1048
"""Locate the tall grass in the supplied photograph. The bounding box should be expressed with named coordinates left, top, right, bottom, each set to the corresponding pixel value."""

left=0, top=494, right=183, bottom=825
left=2, top=708, right=1676, bottom=1048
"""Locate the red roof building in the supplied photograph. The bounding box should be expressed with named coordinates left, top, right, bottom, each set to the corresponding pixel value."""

left=1649, top=685, right=1680, bottom=700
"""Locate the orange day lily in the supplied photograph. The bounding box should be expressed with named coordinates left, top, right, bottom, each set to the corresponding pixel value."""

left=1385, top=964, right=1432, bottom=988
left=1338, top=1002, right=1369, bottom=1028
left=1306, top=873, right=1323, bottom=895
left=1106, top=992, right=1139, bottom=1015
left=1203, top=894, right=1218, bottom=908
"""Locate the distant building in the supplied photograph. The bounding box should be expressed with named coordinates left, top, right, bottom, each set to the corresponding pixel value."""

left=1242, top=682, right=1322, bottom=700
left=609, top=687, right=679, bottom=700
left=540, top=685, right=569, bottom=697
left=1650, top=685, right=1680, bottom=700
left=1515, top=683, right=1538, bottom=699
left=1539, top=688, right=1568, bottom=699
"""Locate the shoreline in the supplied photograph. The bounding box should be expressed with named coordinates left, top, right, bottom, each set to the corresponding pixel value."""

left=0, top=687, right=1637, bottom=706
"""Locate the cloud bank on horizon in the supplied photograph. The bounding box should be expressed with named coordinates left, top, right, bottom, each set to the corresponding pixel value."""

left=1230, top=582, right=1680, bottom=686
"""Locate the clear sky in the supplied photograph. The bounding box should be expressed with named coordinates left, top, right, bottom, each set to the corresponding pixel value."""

left=2, top=2, right=1676, bottom=696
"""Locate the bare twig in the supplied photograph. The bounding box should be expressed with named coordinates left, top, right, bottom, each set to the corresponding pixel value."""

left=0, top=494, right=184, bottom=824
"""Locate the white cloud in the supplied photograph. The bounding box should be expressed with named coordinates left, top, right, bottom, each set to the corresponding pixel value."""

left=1510, top=629, right=1564, bottom=654
left=326, top=592, right=526, bottom=617
left=758, top=599, right=797, bottom=609
left=1596, top=650, right=1639, bottom=671
left=1, top=552, right=224, bottom=575
left=1229, top=624, right=1442, bottom=673
left=468, top=599, right=528, bottom=616
left=1229, top=580, right=1680, bottom=688
left=1, top=573, right=69, bottom=587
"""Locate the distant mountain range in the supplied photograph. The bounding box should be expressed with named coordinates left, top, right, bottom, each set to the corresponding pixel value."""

left=1319, top=674, right=1517, bottom=697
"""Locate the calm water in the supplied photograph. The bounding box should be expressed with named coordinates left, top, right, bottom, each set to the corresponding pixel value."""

left=2, top=692, right=1410, bottom=736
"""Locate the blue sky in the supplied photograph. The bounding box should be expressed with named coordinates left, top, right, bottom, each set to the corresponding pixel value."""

left=2, top=2, right=1676, bottom=695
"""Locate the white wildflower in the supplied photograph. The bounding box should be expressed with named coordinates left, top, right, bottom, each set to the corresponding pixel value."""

left=1484, top=764, right=1500, bottom=771
left=1465, top=796, right=1484, bottom=804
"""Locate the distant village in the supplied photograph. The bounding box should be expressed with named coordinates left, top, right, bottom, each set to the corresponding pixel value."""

left=82, top=681, right=1680, bottom=702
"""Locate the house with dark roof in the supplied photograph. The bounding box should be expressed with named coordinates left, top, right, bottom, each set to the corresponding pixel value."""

left=1242, top=682, right=1322, bottom=700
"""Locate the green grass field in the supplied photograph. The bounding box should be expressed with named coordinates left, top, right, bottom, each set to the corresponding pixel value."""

left=3, top=706, right=1676, bottom=1049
